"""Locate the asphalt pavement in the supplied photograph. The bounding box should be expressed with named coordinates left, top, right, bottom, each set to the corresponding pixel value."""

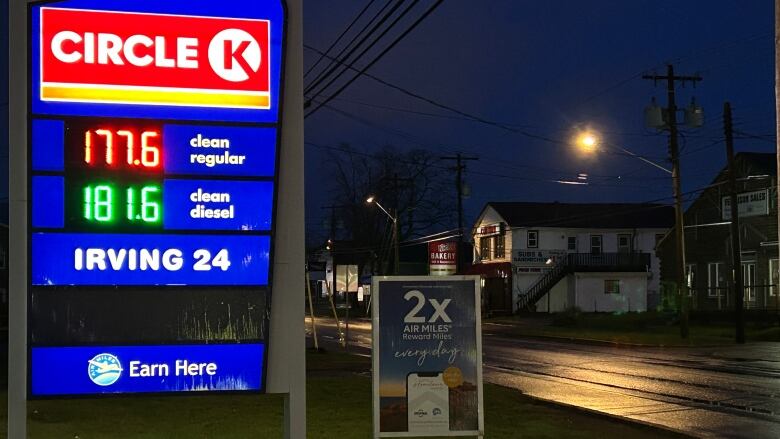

left=306, top=316, right=780, bottom=439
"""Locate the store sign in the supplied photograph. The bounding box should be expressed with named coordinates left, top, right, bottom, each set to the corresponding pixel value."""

left=478, top=223, right=503, bottom=236
left=372, top=277, right=484, bottom=438
left=513, top=249, right=566, bottom=267
left=40, top=7, right=271, bottom=109
left=722, top=189, right=769, bottom=220
left=429, top=241, right=457, bottom=276
left=27, top=0, right=286, bottom=397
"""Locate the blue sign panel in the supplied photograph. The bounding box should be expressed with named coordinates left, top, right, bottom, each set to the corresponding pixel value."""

left=163, top=124, right=277, bottom=177
left=32, top=233, right=270, bottom=286
left=28, top=0, right=285, bottom=398
left=32, top=344, right=265, bottom=396
left=163, top=180, right=273, bottom=231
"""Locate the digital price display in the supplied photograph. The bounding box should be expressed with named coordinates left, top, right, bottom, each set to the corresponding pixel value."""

left=27, top=0, right=286, bottom=397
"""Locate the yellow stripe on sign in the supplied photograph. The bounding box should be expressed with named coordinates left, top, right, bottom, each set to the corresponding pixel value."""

left=41, top=85, right=271, bottom=109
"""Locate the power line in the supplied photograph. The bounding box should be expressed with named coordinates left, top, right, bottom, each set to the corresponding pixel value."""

left=306, top=0, right=446, bottom=118
left=305, top=0, right=406, bottom=96
left=304, top=0, right=379, bottom=80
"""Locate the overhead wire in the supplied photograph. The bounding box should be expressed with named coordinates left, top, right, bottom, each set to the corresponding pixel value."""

left=304, top=0, right=379, bottom=80
left=304, top=0, right=402, bottom=95
left=306, top=0, right=446, bottom=118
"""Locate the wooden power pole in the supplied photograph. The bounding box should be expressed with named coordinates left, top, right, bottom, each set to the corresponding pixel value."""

left=441, top=153, right=479, bottom=273
left=723, top=102, right=745, bottom=344
left=643, top=65, right=702, bottom=339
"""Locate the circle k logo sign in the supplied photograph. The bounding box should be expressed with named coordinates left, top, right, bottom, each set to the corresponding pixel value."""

left=208, top=29, right=262, bottom=83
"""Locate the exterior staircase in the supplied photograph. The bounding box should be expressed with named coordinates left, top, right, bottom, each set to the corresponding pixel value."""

left=515, top=253, right=651, bottom=312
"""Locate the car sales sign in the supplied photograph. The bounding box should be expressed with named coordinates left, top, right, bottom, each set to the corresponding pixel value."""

left=26, top=0, right=285, bottom=397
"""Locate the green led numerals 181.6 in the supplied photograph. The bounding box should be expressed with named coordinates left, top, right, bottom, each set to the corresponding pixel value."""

left=83, top=184, right=162, bottom=224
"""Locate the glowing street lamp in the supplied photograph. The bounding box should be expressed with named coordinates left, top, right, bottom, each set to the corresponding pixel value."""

left=366, top=195, right=399, bottom=275
left=575, top=130, right=600, bottom=154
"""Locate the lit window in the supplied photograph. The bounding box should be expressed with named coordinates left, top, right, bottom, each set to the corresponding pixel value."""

left=493, top=235, right=505, bottom=259
left=480, top=238, right=491, bottom=261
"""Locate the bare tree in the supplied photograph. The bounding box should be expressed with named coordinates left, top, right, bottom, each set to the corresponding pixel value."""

left=325, top=144, right=456, bottom=273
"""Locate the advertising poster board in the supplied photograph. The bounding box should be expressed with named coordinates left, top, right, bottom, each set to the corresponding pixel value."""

left=372, top=276, right=484, bottom=438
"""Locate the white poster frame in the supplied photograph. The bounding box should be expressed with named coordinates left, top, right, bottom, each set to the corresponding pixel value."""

left=372, top=275, right=484, bottom=439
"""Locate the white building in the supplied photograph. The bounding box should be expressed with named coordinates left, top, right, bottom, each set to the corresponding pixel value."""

left=468, top=202, right=674, bottom=314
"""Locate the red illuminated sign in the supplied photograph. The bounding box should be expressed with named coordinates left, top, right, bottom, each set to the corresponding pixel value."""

left=40, top=8, right=271, bottom=109
left=64, top=119, right=163, bottom=171
left=429, top=241, right=457, bottom=275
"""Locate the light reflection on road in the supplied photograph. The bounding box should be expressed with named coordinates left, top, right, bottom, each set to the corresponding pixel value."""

left=307, top=317, right=780, bottom=439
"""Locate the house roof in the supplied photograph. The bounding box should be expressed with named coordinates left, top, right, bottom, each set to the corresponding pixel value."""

left=484, top=202, right=675, bottom=229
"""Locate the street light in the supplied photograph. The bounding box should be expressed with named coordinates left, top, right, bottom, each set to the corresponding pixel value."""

left=575, top=130, right=600, bottom=154
left=366, top=196, right=399, bottom=275
left=573, top=128, right=671, bottom=174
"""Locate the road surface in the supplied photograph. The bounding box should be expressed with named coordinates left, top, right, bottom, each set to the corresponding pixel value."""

left=307, top=317, right=780, bottom=439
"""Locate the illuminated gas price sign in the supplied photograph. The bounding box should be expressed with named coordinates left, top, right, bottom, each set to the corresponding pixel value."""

left=26, top=0, right=286, bottom=397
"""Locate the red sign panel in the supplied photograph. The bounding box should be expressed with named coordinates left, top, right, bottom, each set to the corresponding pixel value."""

left=40, top=8, right=272, bottom=109
left=429, top=241, right=457, bottom=275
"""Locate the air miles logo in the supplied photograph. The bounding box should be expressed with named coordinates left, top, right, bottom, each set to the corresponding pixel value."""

left=39, top=8, right=272, bottom=109
left=88, top=353, right=123, bottom=386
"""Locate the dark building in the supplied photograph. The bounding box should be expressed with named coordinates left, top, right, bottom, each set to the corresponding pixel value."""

left=658, top=152, right=779, bottom=311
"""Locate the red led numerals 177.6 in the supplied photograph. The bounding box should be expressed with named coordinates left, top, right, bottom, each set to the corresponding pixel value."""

left=84, top=128, right=161, bottom=168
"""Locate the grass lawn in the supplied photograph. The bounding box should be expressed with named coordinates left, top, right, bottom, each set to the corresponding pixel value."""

left=0, top=351, right=687, bottom=438
left=488, top=312, right=780, bottom=346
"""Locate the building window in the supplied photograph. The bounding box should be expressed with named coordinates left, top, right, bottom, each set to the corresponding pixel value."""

left=493, top=235, right=505, bottom=259
left=685, top=264, right=696, bottom=289
left=617, top=234, right=632, bottom=253
left=0, top=249, right=5, bottom=269
left=590, top=235, right=602, bottom=255
left=707, top=262, right=724, bottom=297
left=527, top=230, right=538, bottom=248
left=567, top=237, right=577, bottom=251
left=479, top=237, right=491, bottom=261
left=742, top=263, right=756, bottom=302
left=604, top=280, right=620, bottom=294
left=770, top=259, right=779, bottom=296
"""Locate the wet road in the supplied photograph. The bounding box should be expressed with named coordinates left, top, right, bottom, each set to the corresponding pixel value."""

left=307, top=317, right=780, bottom=439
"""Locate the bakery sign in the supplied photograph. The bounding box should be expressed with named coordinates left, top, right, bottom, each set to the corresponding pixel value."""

left=429, top=241, right=457, bottom=276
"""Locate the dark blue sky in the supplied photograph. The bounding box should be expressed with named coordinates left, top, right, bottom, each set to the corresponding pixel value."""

left=1, top=1, right=775, bottom=237
left=302, top=0, right=775, bottom=242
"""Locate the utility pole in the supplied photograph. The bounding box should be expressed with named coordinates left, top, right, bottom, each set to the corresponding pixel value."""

left=643, top=65, right=702, bottom=339
left=775, top=0, right=780, bottom=330
left=441, top=154, right=479, bottom=273
left=383, top=173, right=411, bottom=275
left=724, top=102, right=745, bottom=344
left=321, top=204, right=350, bottom=349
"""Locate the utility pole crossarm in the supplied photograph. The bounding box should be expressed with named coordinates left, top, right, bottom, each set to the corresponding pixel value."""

left=440, top=154, right=479, bottom=274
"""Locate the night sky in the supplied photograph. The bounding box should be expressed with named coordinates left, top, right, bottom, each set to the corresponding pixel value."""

left=303, top=0, right=775, bottom=243
left=1, top=1, right=775, bottom=240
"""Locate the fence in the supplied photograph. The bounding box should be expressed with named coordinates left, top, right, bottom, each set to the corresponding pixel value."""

left=661, top=282, right=780, bottom=312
